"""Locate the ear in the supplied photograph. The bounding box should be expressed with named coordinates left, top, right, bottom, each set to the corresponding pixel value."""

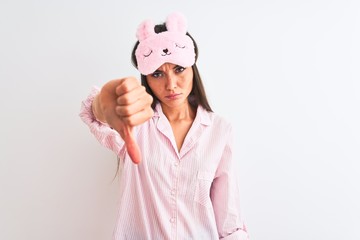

left=136, top=19, right=156, bottom=42
left=165, top=12, right=188, bottom=34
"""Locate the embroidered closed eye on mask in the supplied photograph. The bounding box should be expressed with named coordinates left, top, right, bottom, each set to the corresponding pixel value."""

left=135, top=12, right=196, bottom=75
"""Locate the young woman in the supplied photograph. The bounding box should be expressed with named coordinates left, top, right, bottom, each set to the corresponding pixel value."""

left=80, top=12, right=249, bottom=239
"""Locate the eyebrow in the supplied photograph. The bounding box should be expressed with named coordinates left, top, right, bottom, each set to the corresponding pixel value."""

left=174, top=65, right=184, bottom=69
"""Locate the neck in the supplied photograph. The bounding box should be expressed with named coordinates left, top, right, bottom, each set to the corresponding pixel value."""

left=161, top=101, right=195, bottom=122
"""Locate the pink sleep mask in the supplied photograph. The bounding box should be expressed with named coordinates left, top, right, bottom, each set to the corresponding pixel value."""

left=135, top=12, right=196, bottom=75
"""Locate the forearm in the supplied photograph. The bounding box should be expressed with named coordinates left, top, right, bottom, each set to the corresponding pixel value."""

left=212, top=125, right=249, bottom=239
left=79, top=87, right=125, bottom=156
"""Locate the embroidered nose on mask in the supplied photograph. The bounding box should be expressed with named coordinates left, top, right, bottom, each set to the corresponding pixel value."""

left=162, top=49, right=171, bottom=56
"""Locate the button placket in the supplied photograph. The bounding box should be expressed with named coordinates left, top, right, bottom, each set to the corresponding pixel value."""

left=170, top=159, right=179, bottom=238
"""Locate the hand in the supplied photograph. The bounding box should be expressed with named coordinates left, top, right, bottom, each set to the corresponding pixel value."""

left=98, top=77, right=153, bottom=164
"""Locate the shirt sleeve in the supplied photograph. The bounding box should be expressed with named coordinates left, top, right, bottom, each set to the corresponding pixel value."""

left=79, top=86, right=126, bottom=157
left=210, top=124, right=249, bottom=240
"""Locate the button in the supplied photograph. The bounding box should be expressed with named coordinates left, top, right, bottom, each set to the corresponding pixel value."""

left=174, top=162, right=179, bottom=167
left=171, top=190, right=176, bottom=196
left=170, top=218, right=175, bottom=223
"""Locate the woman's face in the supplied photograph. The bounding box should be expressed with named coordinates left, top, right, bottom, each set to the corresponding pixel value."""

left=146, top=63, right=193, bottom=109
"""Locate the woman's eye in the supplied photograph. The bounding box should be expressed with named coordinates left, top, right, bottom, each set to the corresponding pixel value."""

left=175, top=66, right=185, bottom=73
left=151, top=71, right=162, bottom=78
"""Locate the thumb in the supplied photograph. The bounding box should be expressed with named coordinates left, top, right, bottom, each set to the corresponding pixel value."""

left=122, top=126, right=142, bottom=164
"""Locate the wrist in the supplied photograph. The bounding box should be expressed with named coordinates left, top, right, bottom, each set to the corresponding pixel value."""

left=92, top=94, right=107, bottom=124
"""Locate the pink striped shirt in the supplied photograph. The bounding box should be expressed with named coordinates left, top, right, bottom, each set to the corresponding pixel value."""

left=79, top=87, right=249, bottom=239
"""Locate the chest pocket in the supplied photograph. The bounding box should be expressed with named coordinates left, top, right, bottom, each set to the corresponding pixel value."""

left=194, top=171, right=215, bottom=208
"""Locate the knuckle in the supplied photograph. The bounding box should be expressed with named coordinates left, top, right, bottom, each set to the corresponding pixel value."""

left=123, top=116, right=135, bottom=126
left=122, top=108, right=131, bottom=116
left=121, top=84, right=131, bottom=93
left=144, top=108, right=153, bottom=119
left=116, top=97, right=122, bottom=104
left=115, top=106, right=122, bottom=115
left=121, top=116, right=129, bottom=125
left=147, top=94, right=153, bottom=103
left=116, top=106, right=131, bottom=116
left=117, top=96, right=130, bottom=105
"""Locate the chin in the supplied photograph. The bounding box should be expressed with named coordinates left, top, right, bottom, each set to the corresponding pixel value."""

left=167, top=100, right=189, bottom=108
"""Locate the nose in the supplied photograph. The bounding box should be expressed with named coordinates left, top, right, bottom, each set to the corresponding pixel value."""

left=166, top=74, right=177, bottom=91
left=163, top=48, right=168, bottom=54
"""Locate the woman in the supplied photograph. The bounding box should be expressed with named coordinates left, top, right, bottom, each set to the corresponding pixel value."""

left=80, top=12, right=249, bottom=239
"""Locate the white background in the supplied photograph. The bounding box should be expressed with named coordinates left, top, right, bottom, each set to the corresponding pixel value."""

left=1, top=0, right=359, bottom=239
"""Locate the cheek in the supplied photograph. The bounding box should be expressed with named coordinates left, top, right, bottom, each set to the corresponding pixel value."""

left=147, top=81, right=162, bottom=95
left=184, top=77, right=193, bottom=91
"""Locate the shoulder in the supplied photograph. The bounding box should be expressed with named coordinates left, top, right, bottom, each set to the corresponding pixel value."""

left=199, top=106, right=233, bottom=135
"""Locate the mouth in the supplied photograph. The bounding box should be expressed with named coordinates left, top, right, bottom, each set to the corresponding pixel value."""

left=161, top=52, right=172, bottom=56
left=165, top=93, right=181, bottom=100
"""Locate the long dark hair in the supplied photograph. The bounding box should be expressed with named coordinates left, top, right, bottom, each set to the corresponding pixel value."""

left=114, top=23, right=213, bottom=179
left=131, top=23, right=212, bottom=112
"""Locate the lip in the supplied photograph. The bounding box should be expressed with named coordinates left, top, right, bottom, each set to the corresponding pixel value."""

left=165, top=93, right=182, bottom=100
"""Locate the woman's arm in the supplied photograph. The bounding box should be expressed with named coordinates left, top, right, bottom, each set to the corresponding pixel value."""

left=210, top=125, right=249, bottom=239
left=79, top=77, right=153, bottom=163
left=79, top=86, right=126, bottom=156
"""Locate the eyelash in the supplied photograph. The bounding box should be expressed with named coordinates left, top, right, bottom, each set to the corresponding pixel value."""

left=175, top=66, right=185, bottom=73
left=151, top=66, right=185, bottom=78
left=151, top=72, right=162, bottom=78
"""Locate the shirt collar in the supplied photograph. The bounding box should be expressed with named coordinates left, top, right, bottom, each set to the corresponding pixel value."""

left=153, top=102, right=212, bottom=126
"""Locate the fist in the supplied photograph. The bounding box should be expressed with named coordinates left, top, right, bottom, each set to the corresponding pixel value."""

left=99, top=77, right=153, bottom=163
